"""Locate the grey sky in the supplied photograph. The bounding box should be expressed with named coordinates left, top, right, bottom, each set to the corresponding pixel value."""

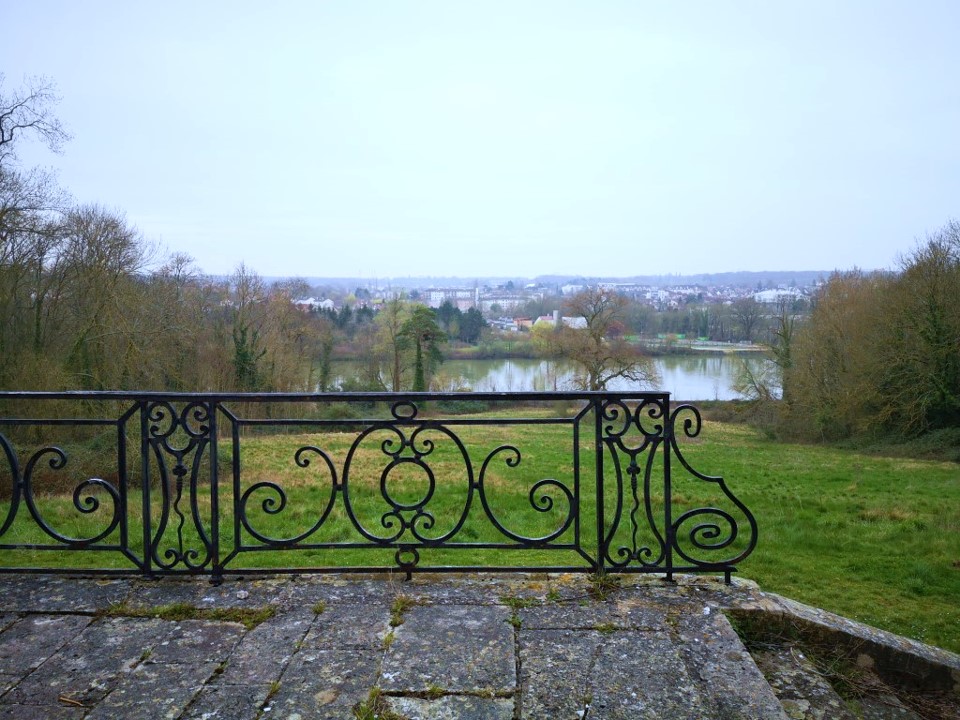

left=3, top=1, right=958, bottom=278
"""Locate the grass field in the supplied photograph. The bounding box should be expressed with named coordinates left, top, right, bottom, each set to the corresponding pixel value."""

left=1, top=406, right=957, bottom=652
left=678, top=422, right=960, bottom=653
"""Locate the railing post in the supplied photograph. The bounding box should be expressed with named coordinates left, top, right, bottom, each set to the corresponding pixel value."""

left=663, top=395, right=674, bottom=582
left=594, top=397, right=606, bottom=573
left=139, top=400, right=152, bottom=577
left=209, top=401, right=222, bottom=583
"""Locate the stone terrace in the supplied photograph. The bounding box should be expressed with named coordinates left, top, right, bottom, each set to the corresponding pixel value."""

left=0, top=574, right=956, bottom=719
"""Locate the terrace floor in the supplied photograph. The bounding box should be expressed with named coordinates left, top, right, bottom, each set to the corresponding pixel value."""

left=0, top=573, right=955, bottom=719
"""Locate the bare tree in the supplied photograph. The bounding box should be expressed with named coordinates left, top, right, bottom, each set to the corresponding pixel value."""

left=731, top=297, right=762, bottom=342
left=550, top=288, right=659, bottom=391
left=375, top=295, right=411, bottom=391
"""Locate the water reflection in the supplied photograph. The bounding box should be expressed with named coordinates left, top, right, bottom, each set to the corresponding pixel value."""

left=332, top=355, right=778, bottom=401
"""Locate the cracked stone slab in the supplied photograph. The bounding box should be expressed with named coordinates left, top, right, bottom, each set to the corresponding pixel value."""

left=179, top=682, right=273, bottom=720
left=519, top=629, right=603, bottom=718
left=675, top=610, right=788, bottom=719
left=84, top=660, right=219, bottom=720
left=307, top=603, right=390, bottom=647
left=520, top=628, right=713, bottom=720
left=149, top=619, right=246, bottom=664
left=0, top=615, right=92, bottom=675
left=216, top=609, right=314, bottom=686
left=385, top=695, right=515, bottom=719
left=380, top=605, right=515, bottom=694
left=520, top=596, right=668, bottom=631
left=4, top=616, right=169, bottom=707
left=0, top=576, right=131, bottom=613
left=588, top=633, right=712, bottom=719
left=269, top=642, right=381, bottom=719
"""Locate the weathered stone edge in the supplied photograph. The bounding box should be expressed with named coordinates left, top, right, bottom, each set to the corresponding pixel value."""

left=722, top=592, right=960, bottom=695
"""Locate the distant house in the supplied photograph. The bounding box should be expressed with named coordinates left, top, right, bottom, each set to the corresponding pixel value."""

left=478, top=295, right=527, bottom=312
left=292, top=297, right=336, bottom=312
left=490, top=317, right=521, bottom=332
left=534, top=311, right=587, bottom=329
left=753, top=289, right=804, bottom=304
left=425, top=288, right=478, bottom=310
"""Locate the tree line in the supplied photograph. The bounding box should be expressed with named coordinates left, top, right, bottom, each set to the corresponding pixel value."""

left=0, top=75, right=476, bottom=394
left=514, top=294, right=808, bottom=345
left=744, top=221, right=960, bottom=443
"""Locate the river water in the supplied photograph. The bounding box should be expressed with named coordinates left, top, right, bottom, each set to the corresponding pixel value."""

left=332, top=354, right=776, bottom=401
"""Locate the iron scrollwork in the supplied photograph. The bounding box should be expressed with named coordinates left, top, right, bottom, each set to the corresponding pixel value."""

left=668, top=403, right=758, bottom=569
left=598, top=397, right=756, bottom=576
left=339, top=402, right=475, bottom=552
left=145, top=401, right=214, bottom=571
left=0, top=441, right=123, bottom=547
left=600, top=397, right=668, bottom=569
left=477, top=445, right=575, bottom=545
left=0, top=391, right=757, bottom=580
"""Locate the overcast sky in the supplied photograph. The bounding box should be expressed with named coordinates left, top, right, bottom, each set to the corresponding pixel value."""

left=3, top=1, right=959, bottom=278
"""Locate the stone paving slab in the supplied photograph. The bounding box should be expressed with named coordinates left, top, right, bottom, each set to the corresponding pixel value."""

left=520, top=595, right=668, bottom=631
left=4, top=616, right=169, bottom=707
left=0, top=577, right=130, bottom=613
left=270, top=642, right=381, bottom=719
left=309, top=603, right=391, bottom=647
left=518, top=628, right=603, bottom=718
left=149, top=619, right=246, bottom=664
left=83, top=660, right=219, bottom=720
left=179, top=682, right=273, bottom=720
left=215, top=609, right=314, bottom=686
left=675, top=609, right=788, bottom=719
left=381, top=604, right=515, bottom=694
left=589, top=633, right=712, bottom=720
left=126, top=576, right=289, bottom=610
left=0, top=615, right=91, bottom=676
left=281, top=576, right=401, bottom=609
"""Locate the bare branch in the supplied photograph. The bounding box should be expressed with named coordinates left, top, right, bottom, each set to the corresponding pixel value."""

left=0, top=74, right=72, bottom=170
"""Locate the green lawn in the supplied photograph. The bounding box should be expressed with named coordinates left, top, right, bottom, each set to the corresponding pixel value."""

left=678, top=422, right=960, bottom=653
left=1, top=409, right=957, bottom=652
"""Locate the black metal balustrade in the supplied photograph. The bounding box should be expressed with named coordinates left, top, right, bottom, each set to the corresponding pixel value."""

left=0, top=391, right=757, bottom=581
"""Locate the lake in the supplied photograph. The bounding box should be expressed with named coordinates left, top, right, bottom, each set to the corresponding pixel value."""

left=332, top=354, right=777, bottom=400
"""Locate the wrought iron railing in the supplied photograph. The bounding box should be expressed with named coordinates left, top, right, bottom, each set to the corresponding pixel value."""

left=0, top=391, right=757, bottom=581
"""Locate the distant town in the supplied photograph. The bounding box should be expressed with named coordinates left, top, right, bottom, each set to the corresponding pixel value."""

left=285, top=270, right=824, bottom=321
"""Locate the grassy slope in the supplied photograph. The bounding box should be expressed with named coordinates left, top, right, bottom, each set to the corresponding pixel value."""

left=677, top=422, right=959, bottom=653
